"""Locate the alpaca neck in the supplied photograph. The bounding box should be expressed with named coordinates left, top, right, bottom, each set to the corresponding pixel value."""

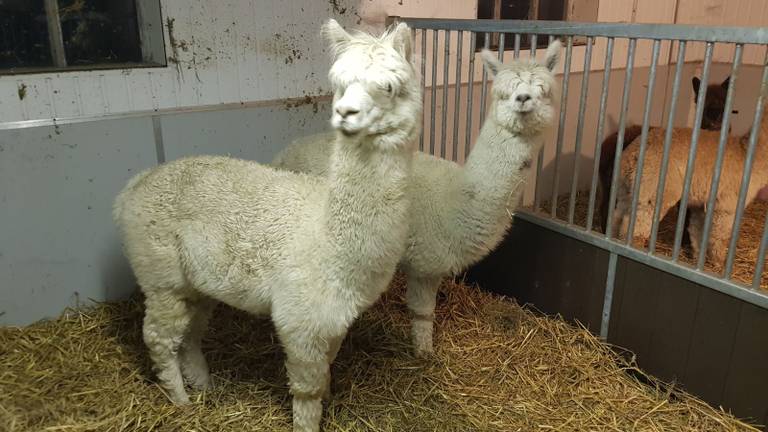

left=324, top=131, right=412, bottom=293
left=457, top=116, right=542, bottom=252
left=748, top=104, right=768, bottom=175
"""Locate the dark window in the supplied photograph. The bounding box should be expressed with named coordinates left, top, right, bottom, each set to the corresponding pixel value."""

left=59, top=0, right=142, bottom=66
left=0, top=0, right=52, bottom=69
left=0, top=0, right=164, bottom=74
left=476, top=0, right=567, bottom=51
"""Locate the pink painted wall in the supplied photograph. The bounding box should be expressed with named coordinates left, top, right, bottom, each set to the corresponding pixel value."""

left=356, top=0, right=768, bottom=202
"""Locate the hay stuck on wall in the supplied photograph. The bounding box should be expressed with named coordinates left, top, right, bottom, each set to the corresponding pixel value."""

left=539, top=192, right=768, bottom=290
left=0, top=276, right=760, bottom=432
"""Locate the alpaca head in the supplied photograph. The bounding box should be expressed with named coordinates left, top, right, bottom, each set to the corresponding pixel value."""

left=480, top=40, right=561, bottom=136
left=323, top=19, right=421, bottom=150
left=692, top=76, right=734, bottom=132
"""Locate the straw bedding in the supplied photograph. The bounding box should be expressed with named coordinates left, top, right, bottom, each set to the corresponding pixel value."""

left=539, top=192, right=768, bottom=290
left=0, top=275, right=759, bottom=431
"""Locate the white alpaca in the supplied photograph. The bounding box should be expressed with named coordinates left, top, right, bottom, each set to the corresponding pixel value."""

left=113, top=20, right=421, bottom=432
left=272, top=42, right=561, bottom=356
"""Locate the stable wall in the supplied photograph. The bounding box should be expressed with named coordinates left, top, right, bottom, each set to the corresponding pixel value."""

left=2, top=0, right=767, bottom=326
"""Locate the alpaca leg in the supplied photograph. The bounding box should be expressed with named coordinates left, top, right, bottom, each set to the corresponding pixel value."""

left=142, top=291, right=193, bottom=404
left=597, top=176, right=610, bottom=233
left=322, top=335, right=345, bottom=401
left=405, top=273, right=441, bottom=357
left=628, top=202, right=655, bottom=249
left=707, top=209, right=736, bottom=267
left=687, top=209, right=704, bottom=259
left=180, top=297, right=217, bottom=390
left=283, top=339, right=330, bottom=432
left=611, top=192, right=630, bottom=241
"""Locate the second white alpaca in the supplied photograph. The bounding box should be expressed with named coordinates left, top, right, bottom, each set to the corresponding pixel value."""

left=272, top=41, right=562, bottom=356
left=113, top=20, right=421, bottom=432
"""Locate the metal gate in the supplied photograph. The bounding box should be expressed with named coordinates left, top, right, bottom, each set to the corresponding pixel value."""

left=399, top=18, right=768, bottom=338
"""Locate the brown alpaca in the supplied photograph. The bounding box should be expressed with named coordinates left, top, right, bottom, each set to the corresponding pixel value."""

left=613, top=104, right=768, bottom=265
left=597, top=76, right=732, bottom=232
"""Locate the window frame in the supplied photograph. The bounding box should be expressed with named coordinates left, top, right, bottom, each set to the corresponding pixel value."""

left=0, top=0, right=166, bottom=76
left=475, top=0, right=598, bottom=51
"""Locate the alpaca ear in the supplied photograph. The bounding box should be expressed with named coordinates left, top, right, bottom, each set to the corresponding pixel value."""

left=322, top=19, right=352, bottom=57
left=721, top=76, right=731, bottom=90
left=480, top=49, right=502, bottom=76
left=692, top=77, right=701, bottom=96
left=387, top=22, right=413, bottom=62
left=543, top=39, right=562, bottom=71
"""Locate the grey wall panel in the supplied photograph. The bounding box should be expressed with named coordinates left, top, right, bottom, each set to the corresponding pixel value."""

left=464, top=218, right=608, bottom=332
left=161, top=101, right=332, bottom=163
left=0, top=118, right=157, bottom=326
left=0, top=101, right=333, bottom=326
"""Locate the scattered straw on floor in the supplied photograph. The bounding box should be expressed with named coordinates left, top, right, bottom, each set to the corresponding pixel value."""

left=0, top=276, right=760, bottom=431
left=539, top=192, right=768, bottom=290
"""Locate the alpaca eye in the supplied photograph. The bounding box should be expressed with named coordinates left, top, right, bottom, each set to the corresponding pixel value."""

left=386, top=83, right=393, bottom=95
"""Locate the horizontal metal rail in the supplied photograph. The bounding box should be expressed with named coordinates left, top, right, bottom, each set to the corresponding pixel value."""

left=515, top=209, right=768, bottom=309
left=400, top=18, right=768, bottom=44
left=0, top=94, right=334, bottom=131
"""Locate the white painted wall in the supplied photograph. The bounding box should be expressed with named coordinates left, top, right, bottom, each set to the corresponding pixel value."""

left=0, top=0, right=360, bottom=124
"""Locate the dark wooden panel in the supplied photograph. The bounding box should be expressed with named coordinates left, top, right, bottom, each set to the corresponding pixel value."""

left=643, top=275, right=699, bottom=384
left=607, top=254, right=628, bottom=341
left=607, top=258, right=663, bottom=363
left=682, top=288, right=742, bottom=407
left=467, top=220, right=768, bottom=429
left=585, top=244, right=610, bottom=331
left=721, top=302, right=768, bottom=427
left=464, top=219, right=608, bottom=331
left=557, top=237, right=607, bottom=330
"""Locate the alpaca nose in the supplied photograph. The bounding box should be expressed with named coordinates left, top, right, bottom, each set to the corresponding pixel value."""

left=516, top=94, right=531, bottom=103
left=335, top=106, right=360, bottom=118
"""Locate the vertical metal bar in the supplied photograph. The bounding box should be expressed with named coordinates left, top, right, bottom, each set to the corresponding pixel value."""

left=533, top=35, right=557, bottom=212
left=550, top=36, right=574, bottom=218
left=530, top=34, right=538, bottom=59
left=533, top=149, right=544, bottom=211
left=754, top=212, right=768, bottom=289
left=586, top=37, right=615, bottom=232
left=626, top=39, right=663, bottom=243
left=725, top=49, right=768, bottom=277
left=479, top=33, right=491, bottom=124
left=672, top=42, right=715, bottom=261
left=452, top=30, right=463, bottom=162
left=568, top=36, right=594, bottom=224
left=44, top=0, right=67, bottom=68
left=152, top=116, right=166, bottom=164
left=697, top=44, right=743, bottom=270
left=514, top=33, right=521, bottom=59
left=649, top=41, right=688, bottom=254
left=605, top=38, right=638, bottom=239
left=420, top=29, right=427, bottom=152
left=465, top=32, right=477, bottom=160
left=600, top=252, right=618, bottom=340
left=498, top=32, right=506, bottom=62
left=441, top=30, right=451, bottom=159
left=430, top=30, right=438, bottom=155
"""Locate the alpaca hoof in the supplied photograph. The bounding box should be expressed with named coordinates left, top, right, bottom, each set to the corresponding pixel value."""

left=189, top=374, right=213, bottom=391
left=167, top=391, right=191, bottom=405
left=413, top=340, right=434, bottom=358
left=412, top=321, right=434, bottom=357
